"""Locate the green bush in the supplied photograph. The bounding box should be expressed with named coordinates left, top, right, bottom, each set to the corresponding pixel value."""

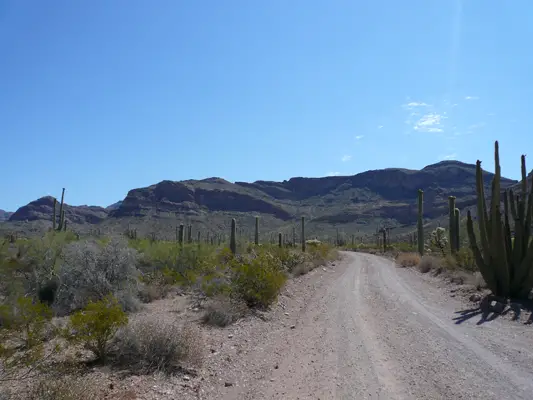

left=0, top=297, right=59, bottom=381
left=63, top=295, right=128, bottom=363
left=0, top=297, right=53, bottom=349
left=454, top=247, right=477, bottom=272
left=230, top=251, right=287, bottom=308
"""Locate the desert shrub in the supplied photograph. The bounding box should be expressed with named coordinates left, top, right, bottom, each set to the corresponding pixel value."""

left=54, top=238, right=140, bottom=315
left=291, top=261, right=313, bottom=276
left=0, top=297, right=53, bottom=349
left=137, top=283, right=168, bottom=303
left=202, top=295, right=248, bottom=327
left=113, top=318, right=203, bottom=374
left=0, top=298, right=60, bottom=381
left=395, top=252, right=421, bottom=268
left=418, top=255, right=442, bottom=273
left=454, top=247, right=477, bottom=271
left=269, top=247, right=306, bottom=272
left=230, top=251, right=287, bottom=308
left=0, top=232, right=77, bottom=303
left=25, top=375, right=101, bottom=400
left=63, top=295, right=128, bottom=363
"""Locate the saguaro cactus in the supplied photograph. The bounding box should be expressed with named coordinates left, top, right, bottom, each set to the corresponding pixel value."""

left=52, top=188, right=66, bottom=231
left=454, top=208, right=460, bottom=251
left=278, top=232, right=282, bottom=248
left=178, top=224, right=184, bottom=246
left=301, top=216, right=306, bottom=252
left=466, top=141, right=533, bottom=299
left=254, top=216, right=259, bottom=245
left=230, top=218, right=237, bottom=255
left=417, top=189, right=424, bottom=256
left=449, top=196, right=457, bottom=253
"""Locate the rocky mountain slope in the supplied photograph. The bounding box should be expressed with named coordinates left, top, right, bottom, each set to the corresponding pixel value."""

left=5, top=161, right=518, bottom=236
left=0, top=210, right=12, bottom=222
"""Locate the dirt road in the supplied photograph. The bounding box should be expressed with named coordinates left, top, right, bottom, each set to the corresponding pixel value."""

left=201, top=252, right=533, bottom=400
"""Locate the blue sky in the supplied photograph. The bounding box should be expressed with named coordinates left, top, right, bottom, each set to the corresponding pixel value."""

left=1, top=0, right=532, bottom=211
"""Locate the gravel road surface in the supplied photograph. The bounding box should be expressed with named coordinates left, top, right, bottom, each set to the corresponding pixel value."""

left=203, top=252, right=533, bottom=400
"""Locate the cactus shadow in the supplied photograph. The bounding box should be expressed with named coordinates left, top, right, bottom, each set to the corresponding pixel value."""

left=453, top=296, right=510, bottom=325
left=453, top=306, right=502, bottom=325
left=454, top=296, right=533, bottom=325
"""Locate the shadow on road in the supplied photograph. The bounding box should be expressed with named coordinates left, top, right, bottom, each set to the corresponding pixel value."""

left=453, top=296, right=533, bottom=325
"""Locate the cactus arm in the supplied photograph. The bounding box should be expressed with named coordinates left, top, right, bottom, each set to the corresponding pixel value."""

left=475, top=161, right=491, bottom=263
left=490, top=141, right=510, bottom=296
left=503, top=191, right=513, bottom=270
left=467, top=210, right=497, bottom=292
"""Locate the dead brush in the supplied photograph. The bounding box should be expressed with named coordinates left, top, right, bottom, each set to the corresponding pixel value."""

left=202, top=295, right=248, bottom=327
left=112, top=318, right=204, bottom=374
left=395, top=252, right=421, bottom=268
left=418, top=255, right=442, bottom=273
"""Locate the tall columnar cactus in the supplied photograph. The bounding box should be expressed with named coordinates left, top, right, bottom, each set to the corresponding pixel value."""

left=292, top=226, right=296, bottom=247
left=466, top=141, right=533, bottom=299
left=454, top=208, right=460, bottom=251
left=301, top=216, right=306, bottom=252
left=417, top=189, right=424, bottom=256
left=278, top=232, right=282, bottom=248
left=58, top=188, right=65, bottom=231
left=381, top=229, right=386, bottom=253
left=52, top=188, right=66, bottom=231
left=52, top=198, right=57, bottom=231
left=187, top=225, right=192, bottom=243
left=178, top=224, right=184, bottom=246
left=230, top=218, right=237, bottom=255
left=449, top=196, right=457, bottom=253
left=254, top=217, right=259, bottom=245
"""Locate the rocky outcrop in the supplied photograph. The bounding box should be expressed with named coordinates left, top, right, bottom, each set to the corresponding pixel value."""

left=9, top=196, right=108, bottom=224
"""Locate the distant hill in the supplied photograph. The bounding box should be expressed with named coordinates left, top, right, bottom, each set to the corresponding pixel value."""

left=4, top=160, right=518, bottom=238
left=0, top=210, right=12, bottom=222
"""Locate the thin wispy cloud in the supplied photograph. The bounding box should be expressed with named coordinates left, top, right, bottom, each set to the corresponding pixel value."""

left=465, top=96, right=479, bottom=100
left=326, top=171, right=340, bottom=176
left=438, top=153, right=458, bottom=161
left=377, top=125, right=384, bottom=129
left=414, top=113, right=445, bottom=133
left=355, top=135, right=364, bottom=140
left=403, top=101, right=430, bottom=109
left=341, top=155, right=351, bottom=162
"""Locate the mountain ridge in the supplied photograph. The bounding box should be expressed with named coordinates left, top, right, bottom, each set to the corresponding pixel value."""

left=5, top=160, right=519, bottom=235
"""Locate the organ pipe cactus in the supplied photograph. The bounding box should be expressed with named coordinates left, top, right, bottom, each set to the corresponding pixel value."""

left=417, top=189, right=424, bottom=256
left=466, top=141, right=533, bottom=299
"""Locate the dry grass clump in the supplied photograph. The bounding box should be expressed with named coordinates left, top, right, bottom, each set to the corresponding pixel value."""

left=418, top=255, right=442, bottom=273
left=202, top=295, right=248, bottom=327
left=291, top=261, right=314, bottom=276
left=395, top=252, right=421, bottom=268
left=113, top=317, right=204, bottom=374
left=24, top=375, right=102, bottom=400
